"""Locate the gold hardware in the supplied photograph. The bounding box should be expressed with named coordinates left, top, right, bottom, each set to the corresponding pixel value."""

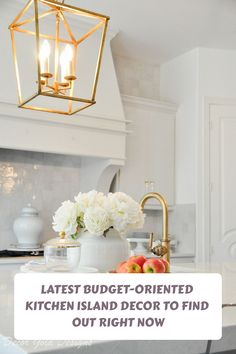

left=64, top=75, right=77, bottom=81
left=140, top=192, right=170, bottom=266
left=148, top=232, right=154, bottom=251
left=59, top=82, right=70, bottom=87
left=59, top=231, right=65, bottom=239
left=9, top=0, right=109, bottom=115
left=152, top=244, right=168, bottom=257
left=41, top=73, right=53, bottom=79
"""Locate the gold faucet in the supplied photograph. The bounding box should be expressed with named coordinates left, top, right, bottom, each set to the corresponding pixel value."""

left=140, top=192, right=170, bottom=265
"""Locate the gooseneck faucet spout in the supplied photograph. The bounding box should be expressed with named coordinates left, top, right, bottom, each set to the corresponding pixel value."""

left=140, top=192, right=170, bottom=265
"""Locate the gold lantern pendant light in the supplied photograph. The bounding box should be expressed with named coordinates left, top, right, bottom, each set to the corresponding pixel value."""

left=9, top=0, right=109, bottom=115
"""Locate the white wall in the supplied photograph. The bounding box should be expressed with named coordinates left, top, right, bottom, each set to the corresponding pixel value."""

left=199, top=48, right=236, bottom=98
left=160, top=49, right=199, bottom=204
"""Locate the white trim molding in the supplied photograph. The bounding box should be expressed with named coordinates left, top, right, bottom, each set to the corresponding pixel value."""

left=122, top=95, right=178, bottom=114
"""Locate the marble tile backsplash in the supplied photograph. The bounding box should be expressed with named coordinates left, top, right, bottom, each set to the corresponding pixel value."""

left=0, top=148, right=81, bottom=250
left=0, top=148, right=195, bottom=256
left=113, top=55, right=160, bottom=100
left=142, top=204, right=195, bottom=256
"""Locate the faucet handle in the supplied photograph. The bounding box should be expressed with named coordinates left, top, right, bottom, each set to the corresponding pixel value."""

left=148, top=232, right=168, bottom=256
left=151, top=244, right=168, bottom=257
left=148, top=232, right=154, bottom=251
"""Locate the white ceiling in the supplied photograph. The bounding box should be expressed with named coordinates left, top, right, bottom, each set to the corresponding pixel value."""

left=70, top=0, right=236, bottom=64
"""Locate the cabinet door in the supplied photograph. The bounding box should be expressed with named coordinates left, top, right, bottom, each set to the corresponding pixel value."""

left=209, top=104, right=236, bottom=261
left=118, top=101, right=175, bottom=205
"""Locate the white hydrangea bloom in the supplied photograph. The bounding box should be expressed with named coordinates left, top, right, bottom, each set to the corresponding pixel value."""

left=52, top=200, right=78, bottom=237
left=108, top=192, right=145, bottom=234
left=52, top=191, right=145, bottom=238
left=75, top=190, right=107, bottom=213
left=84, top=206, right=111, bottom=236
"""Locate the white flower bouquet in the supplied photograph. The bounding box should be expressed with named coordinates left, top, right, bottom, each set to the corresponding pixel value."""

left=52, top=190, right=145, bottom=238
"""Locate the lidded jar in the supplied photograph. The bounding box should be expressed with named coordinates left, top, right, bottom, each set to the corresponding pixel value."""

left=44, top=235, right=81, bottom=272
left=13, top=204, right=43, bottom=248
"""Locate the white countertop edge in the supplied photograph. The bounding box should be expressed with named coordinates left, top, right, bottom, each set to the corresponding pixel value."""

left=0, top=256, right=44, bottom=265
left=0, top=253, right=195, bottom=265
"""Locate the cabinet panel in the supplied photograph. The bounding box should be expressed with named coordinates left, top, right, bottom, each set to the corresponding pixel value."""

left=209, top=104, right=236, bottom=261
left=117, top=97, right=176, bottom=206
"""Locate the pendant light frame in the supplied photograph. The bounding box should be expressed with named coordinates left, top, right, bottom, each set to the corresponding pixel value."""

left=9, top=0, right=109, bottom=115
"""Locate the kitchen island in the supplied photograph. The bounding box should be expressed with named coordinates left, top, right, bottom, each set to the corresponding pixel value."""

left=0, top=260, right=236, bottom=354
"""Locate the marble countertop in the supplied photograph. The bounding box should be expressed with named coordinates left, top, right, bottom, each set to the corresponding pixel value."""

left=172, top=262, right=236, bottom=327
left=0, top=262, right=236, bottom=354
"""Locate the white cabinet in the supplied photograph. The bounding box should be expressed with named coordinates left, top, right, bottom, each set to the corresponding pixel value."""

left=208, top=102, right=236, bottom=262
left=115, top=95, right=177, bottom=206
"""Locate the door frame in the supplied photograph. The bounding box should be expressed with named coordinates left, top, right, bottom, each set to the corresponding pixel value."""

left=196, top=97, right=236, bottom=264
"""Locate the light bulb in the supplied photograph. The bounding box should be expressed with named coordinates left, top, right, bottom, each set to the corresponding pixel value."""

left=64, top=44, right=73, bottom=62
left=39, top=40, right=50, bottom=74
left=60, top=45, right=73, bottom=66
left=60, top=50, right=66, bottom=66
left=60, top=44, right=73, bottom=82
left=60, top=49, right=67, bottom=82
left=40, top=40, right=50, bottom=60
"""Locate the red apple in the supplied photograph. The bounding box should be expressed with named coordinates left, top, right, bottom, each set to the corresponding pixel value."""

left=159, top=258, right=170, bottom=273
left=116, top=261, right=128, bottom=273
left=117, top=260, right=142, bottom=273
left=143, top=258, right=165, bottom=273
left=128, top=255, right=147, bottom=268
left=126, top=260, right=142, bottom=273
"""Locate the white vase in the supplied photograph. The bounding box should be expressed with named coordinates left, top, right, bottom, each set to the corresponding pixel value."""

left=78, top=229, right=130, bottom=272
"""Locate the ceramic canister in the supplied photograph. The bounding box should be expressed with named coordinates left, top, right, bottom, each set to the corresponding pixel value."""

left=13, top=204, right=43, bottom=248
